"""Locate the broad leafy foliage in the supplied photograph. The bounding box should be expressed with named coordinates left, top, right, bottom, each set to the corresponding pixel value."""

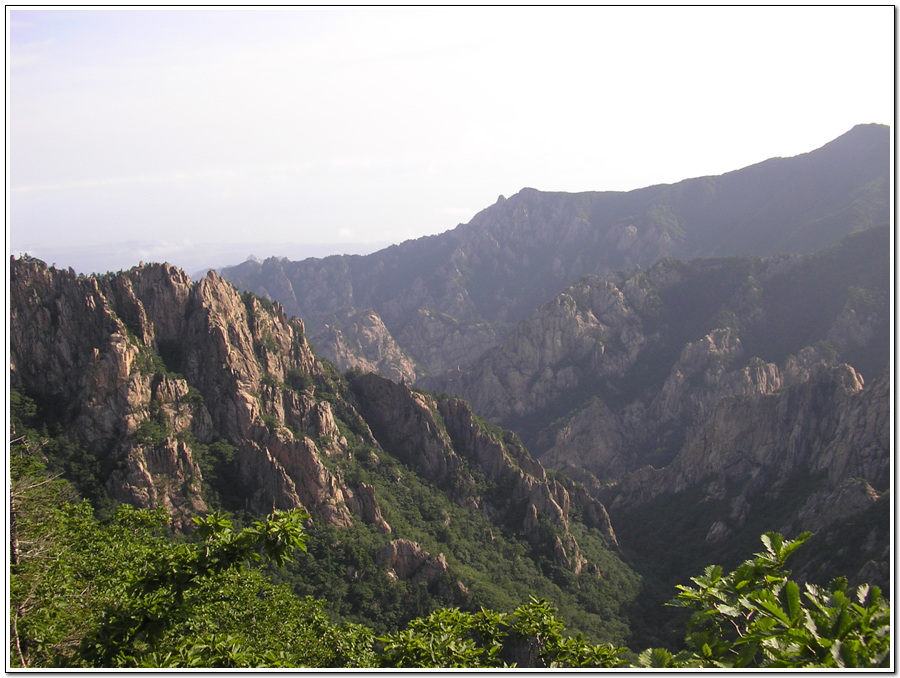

left=75, top=508, right=311, bottom=666
left=378, top=598, right=626, bottom=668
left=9, top=437, right=374, bottom=668
left=639, top=532, right=891, bottom=668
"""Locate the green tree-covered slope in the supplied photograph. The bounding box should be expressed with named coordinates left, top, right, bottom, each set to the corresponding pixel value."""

left=10, top=435, right=889, bottom=668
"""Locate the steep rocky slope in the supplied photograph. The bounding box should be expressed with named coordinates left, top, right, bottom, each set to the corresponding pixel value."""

left=10, top=257, right=358, bottom=529
left=9, top=254, right=639, bottom=641
left=608, top=364, right=890, bottom=595
left=218, top=124, right=889, bottom=379
left=425, top=225, right=888, bottom=456
left=317, top=308, right=421, bottom=383
left=610, top=365, right=888, bottom=522
left=419, top=225, right=890, bottom=592
left=349, top=373, right=617, bottom=574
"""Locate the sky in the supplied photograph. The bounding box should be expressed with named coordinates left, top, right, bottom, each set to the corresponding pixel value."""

left=7, top=6, right=894, bottom=276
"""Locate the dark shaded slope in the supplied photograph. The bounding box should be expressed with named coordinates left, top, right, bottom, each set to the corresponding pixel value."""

left=221, top=124, right=888, bottom=342
left=666, top=123, right=889, bottom=256
left=425, top=224, right=889, bottom=453
left=741, top=224, right=890, bottom=379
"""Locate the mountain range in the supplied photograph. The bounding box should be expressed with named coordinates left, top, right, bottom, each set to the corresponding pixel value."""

left=9, top=258, right=644, bottom=642
left=8, top=123, right=891, bottom=648
left=217, top=121, right=891, bottom=615
left=219, top=123, right=889, bottom=382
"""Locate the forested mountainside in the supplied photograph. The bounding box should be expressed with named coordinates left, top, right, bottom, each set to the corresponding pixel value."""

left=218, top=124, right=889, bottom=380
left=9, top=256, right=644, bottom=645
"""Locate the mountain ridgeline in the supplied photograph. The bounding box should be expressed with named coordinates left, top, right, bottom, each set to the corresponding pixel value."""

left=219, top=123, right=889, bottom=381
left=8, top=124, right=891, bottom=651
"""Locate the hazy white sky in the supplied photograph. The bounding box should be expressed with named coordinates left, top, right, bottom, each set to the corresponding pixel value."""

left=7, top=6, right=894, bottom=274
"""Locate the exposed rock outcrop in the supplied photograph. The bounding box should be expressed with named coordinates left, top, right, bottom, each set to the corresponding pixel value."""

left=539, top=399, right=628, bottom=480
left=348, top=374, right=469, bottom=495
left=432, top=226, right=888, bottom=491
left=10, top=259, right=208, bottom=530
left=395, top=309, right=501, bottom=376
left=377, top=539, right=448, bottom=584
left=422, top=275, right=648, bottom=422
left=786, top=478, right=880, bottom=535
left=610, top=364, right=889, bottom=543
left=312, top=308, right=421, bottom=384
left=9, top=257, right=389, bottom=531
left=349, top=372, right=619, bottom=572
left=345, top=482, right=392, bottom=534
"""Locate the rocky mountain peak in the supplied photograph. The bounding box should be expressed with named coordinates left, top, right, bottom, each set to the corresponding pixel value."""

left=9, top=256, right=380, bottom=531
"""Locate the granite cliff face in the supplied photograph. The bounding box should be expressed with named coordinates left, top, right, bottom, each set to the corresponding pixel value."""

left=377, top=539, right=449, bottom=584
left=426, top=226, right=888, bottom=459
left=11, top=259, right=205, bottom=530
left=610, top=364, right=887, bottom=518
left=316, top=308, right=421, bottom=384
left=416, top=224, right=889, bottom=589
left=9, top=257, right=363, bottom=529
left=607, top=364, right=890, bottom=593
left=419, top=272, right=651, bottom=425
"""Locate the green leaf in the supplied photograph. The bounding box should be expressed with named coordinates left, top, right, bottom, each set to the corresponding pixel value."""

left=829, top=608, right=852, bottom=639
left=752, top=593, right=790, bottom=625
left=714, top=603, right=740, bottom=617
left=856, top=583, right=870, bottom=605
left=829, top=639, right=845, bottom=668
left=783, top=580, right=801, bottom=623
left=637, top=647, right=678, bottom=668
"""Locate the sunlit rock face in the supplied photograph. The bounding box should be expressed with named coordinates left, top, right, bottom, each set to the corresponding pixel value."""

left=9, top=258, right=371, bottom=530
left=348, top=372, right=618, bottom=572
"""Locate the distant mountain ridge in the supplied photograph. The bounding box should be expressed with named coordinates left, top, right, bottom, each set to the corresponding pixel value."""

left=423, top=224, right=890, bottom=447
left=218, top=124, right=889, bottom=380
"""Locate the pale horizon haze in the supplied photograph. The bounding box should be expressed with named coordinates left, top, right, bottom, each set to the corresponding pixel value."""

left=7, top=6, right=894, bottom=275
